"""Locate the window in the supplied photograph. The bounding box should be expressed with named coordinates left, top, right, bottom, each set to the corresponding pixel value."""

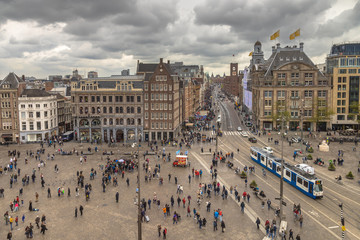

left=21, top=104, right=25, bottom=109
left=318, top=100, right=326, bottom=107
left=103, top=107, right=107, bottom=113
left=337, top=115, right=345, bottom=120
left=36, top=112, right=40, bottom=118
left=277, top=91, right=285, bottom=98
left=277, top=73, right=286, bottom=78
left=305, top=80, right=313, bottom=86
left=338, top=77, right=342, bottom=83
left=29, top=112, right=34, bottom=118
left=291, top=72, right=299, bottom=78
left=304, top=110, right=312, bottom=117
left=97, top=96, right=101, bottom=102
left=145, top=103, right=148, bottom=110
left=291, top=80, right=299, bottom=86
left=264, top=91, right=272, bottom=97
left=109, top=107, right=113, bottom=114
left=318, top=90, right=326, bottom=98
left=91, top=96, right=95, bottom=102
left=164, top=94, right=167, bottom=100
left=44, top=111, right=48, bottom=117
left=137, top=107, right=141, bottom=113
left=169, top=104, right=172, bottom=110
left=169, top=85, right=172, bottom=91
left=164, top=85, right=167, bottom=91
left=22, top=122, right=26, bottom=131
left=297, top=177, right=303, bottom=184
left=164, top=103, right=167, bottom=110
left=169, top=94, right=172, bottom=100
left=29, top=122, right=34, bottom=130
left=103, top=96, right=106, bottom=102
left=109, top=96, right=112, bottom=102
left=339, top=69, right=347, bottom=74
left=144, top=84, right=148, bottom=91
left=337, top=100, right=341, bottom=106
left=21, top=112, right=26, bottom=119
left=304, top=73, right=313, bottom=78
left=145, top=112, right=148, bottom=119
left=304, top=90, right=313, bottom=97
left=37, top=122, right=41, bottom=130
left=264, top=100, right=272, bottom=106
left=337, top=107, right=341, bottom=113
left=36, top=104, right=40, bottom=108
left=151, top=84, right=154, bottom=91
left=145, top=94, right=148, bottom=100
left=342, top=92, right=346, bottom=98
left=304, top=181, right=308, bottom=188
left=137, top=96, right=141, bottom=102
left=44, top=121, right=48, bottom=129
left=349, top=69, right=357, bottom=74
left=286, top=171, right=290, bottom=177
left=291, top=91, right=299, bottom=97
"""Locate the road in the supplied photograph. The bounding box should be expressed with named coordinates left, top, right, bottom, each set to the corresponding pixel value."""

left=205, top=86, right=360, bottom=239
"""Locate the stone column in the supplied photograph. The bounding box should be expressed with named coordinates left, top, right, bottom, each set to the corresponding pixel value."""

left=107, top=129, right=110, bottom=142
left=135, top=128, right=138, bottom=142
left=101, top=128, right=105, bottom=142
left=89, top=128, right=92, bottom=142
left=124, top=128, right=127, bottom=143
left=113, top=128, right=116, bottom=142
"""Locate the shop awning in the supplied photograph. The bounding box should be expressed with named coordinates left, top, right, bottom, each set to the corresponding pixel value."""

left=185, top=123, right=194, bottom=127
left=1, top=134, right=12, bottom=138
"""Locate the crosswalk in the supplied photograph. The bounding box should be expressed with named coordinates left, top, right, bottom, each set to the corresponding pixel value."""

left=210, top=131, right=246, bottom=136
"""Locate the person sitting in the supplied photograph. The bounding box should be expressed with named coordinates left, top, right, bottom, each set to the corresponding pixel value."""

left=260, top=191, right=266, bottom=198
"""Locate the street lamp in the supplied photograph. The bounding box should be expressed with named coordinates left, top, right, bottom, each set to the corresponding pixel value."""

left=277, top=116, right=286, bottom=221
left=132, top=141, right=142, bottom=240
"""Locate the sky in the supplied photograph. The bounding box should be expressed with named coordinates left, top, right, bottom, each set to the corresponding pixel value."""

left=0, top=0, right=358, bottom=79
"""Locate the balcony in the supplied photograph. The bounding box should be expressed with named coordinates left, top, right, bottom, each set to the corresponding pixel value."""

left=290, top=116, right=299, bottom=119
left=290, top=96, right=300, bottom=100
left=290, top=106, right=299, bottom=109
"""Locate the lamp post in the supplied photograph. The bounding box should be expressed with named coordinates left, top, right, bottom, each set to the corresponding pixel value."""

left=339, top=203, right=345, bottom=239
left=300, top=100, right=304, bottom=155
left=132, top=140, right=142, bottom=240
left=279, top=116, right=286, bottom=220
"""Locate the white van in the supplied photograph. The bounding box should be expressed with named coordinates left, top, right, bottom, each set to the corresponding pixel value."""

left=237, top=127, right=242, bottom=132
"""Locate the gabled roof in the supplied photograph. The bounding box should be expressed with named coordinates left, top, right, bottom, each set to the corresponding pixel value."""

left=0, top=72, right=23, bottom=89
left=264, top=47, right=317, bottom=77
left=138, top=63, right=158, bottom=73
left=20, top=89, right=52, bottom=98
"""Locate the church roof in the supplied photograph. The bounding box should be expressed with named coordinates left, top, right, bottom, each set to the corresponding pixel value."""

left=0, top=72, right=23, bottom=89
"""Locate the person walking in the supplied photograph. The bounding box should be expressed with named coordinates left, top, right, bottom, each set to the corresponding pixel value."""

left=162, top=227, right=167, bottom=239
left=79, top=205, right=83, bottom=216
left=157, top=224, right=161, bottom=237
left=7, top=232, right=12, bottom=240
left=221, top=220, right=226, bottom=233
left=188, top=174, right=191, bottom=184
left=296, top=234, right=301, bottom=240
left=40, top=223, right=48, bottom=234
left=289, top=229, right=294, bottom=240
left=299, top=215, right=303, bottom=228
left=47, top=188, right=51, bottom=198
left=240, top=201, right=245, bottom=213
left=9, top=216, right=13, bottom=231
left=256, top=217, right=260, bottom=229
left=22, top=214, right=25, bottom=223
left=126, top=178, right=130, bottom=186
left=75, top=207, right=78, bottom=218
left=213, top=220, right=218, bottom=231
left=116, top=192, right=119, bottom=203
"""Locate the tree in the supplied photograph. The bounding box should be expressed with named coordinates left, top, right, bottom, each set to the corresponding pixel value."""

left=270, top=101, right=291, bottom=131
left=310, top=98, right=334, bottom=131
left=348, top=101, right=360, bottom=130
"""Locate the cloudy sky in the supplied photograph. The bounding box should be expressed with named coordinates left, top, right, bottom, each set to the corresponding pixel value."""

left=0, top=0, right=358, bottom=79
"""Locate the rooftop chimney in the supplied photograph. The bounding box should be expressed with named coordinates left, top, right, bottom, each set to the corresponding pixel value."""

left=167, top=60, right=170, bottom=64
left=160, top=58, right=163, bottom=63
left=276, top=43, right=280, bottom=49
left=272, top=46, right=276, bottom=54
left=299, top=42, right=304, bottom=51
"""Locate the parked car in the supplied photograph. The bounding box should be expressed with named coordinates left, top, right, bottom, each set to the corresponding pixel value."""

left=248, top=137, right=257, bottom=143
left=263, top=146, right=273, bottom=154
left=237, top=127, right=242, bottom=132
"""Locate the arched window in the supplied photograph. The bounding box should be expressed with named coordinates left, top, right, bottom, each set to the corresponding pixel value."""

left=97, top=107, right=101, bottom=113
left=131, top=118, right=135, bottom=125
left=116, top=118, right=120, bottom=125
left=131, top=107, right=134, bottom=113
left=116, top=107, right=119, bottom=113
left=137, top=118, right=141, bottom=125
left=85, top=107, right=88, bottom=114
left=120, top=107, right=123, bottom=113
left=80, top=107, right=83, bottom=114
left=92, top=119, right=100, bottom=126
left=127, top=118, right=130, bottom=125
left=120, top=118, right=124, bottom=125
left=92, top=107, right=95, bottom=114
left=79, top=119, right=89, bottom=127
left=109, top=118, right=113, bottom=125
left=127, top=107, right=130, bottom=113
left=137, top=107, right=141, bottom=113
left=103, top=107, right=107, bottom=113
left=103, top=118, right=107, bottom=125
left=109, top=107, right=113, bottom=114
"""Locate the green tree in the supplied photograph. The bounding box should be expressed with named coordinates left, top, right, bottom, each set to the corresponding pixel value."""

left=270, top=100, right=291, bottom=130
left=310, top=98, right=334, bottom=131
left=348, top=101, right=360, bottom=130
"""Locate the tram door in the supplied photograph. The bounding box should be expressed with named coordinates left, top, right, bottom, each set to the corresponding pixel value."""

left=309, top=183, right=313, bottom=194
left=291, top=172, right=296, bottom=184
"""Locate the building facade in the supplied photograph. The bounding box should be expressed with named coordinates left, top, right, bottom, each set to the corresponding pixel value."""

left=71, top=75, right=144, bottom=143
left=138, top=58, right=181, bottom=141
left=252, top=42, right=331, bottom=131
left=0, top=73, right=25, bottom=143
left=19, top=89, right=58, bottom=143
left=327, top=42, right=360, bottom=130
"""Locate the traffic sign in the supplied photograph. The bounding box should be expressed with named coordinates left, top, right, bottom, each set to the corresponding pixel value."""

left=342, top=226, right=346, bottom=231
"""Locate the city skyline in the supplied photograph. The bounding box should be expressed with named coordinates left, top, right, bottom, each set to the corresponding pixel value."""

left=0, top=0, right=358, bottom=78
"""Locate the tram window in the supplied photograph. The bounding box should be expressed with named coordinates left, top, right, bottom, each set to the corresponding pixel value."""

left=304, top=181, right=308, bottom=188
left=286, top=170, right=290, bottom=177
left=261, top=156, right=265, bottom=161
left=277, top=166, right=281, bottom=172
left=297, top=177, right=303, bottom=184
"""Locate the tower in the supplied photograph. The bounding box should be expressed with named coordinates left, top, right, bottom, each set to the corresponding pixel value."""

left=251, top=41, right=265, bottom=65
left=230, top=63, right=238, bottom=76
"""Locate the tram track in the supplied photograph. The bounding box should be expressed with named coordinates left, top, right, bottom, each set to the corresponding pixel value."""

left=216, top=135, right=360, bottom=239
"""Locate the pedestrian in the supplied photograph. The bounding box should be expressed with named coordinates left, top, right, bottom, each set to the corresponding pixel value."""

left=68, top=187, right=71, bottom=196
left=163, top=227, right=167, bottom=239
left=188, top=174, right=191, bottom=183
left=7, top=232, right=12, bottom=240
left=9, top=216, right=13, bottom=231
left=299, top=215, right=303, bottom=228
left=148, top=199, right=151, bottom=209
left=221, top=220, right=226, bottom=233
left=168, top=174, right=171, bottom=182
left=213, top=220, right=218, bottom=231
left=262, top=200, right=265, bottom=210
left=174, top=176, right=177, bottom=184
left=47, top=188, right=51, bottom=198
left=15, top=216, right=18, bottom=226
left=75, top=207, right=78, bottom=218
left=267, top=199, right=271, bottom=210
left=126, top=178, right=130, bottom=186
left=289, top=229, right=294, bottom=240
left=296, top=234, right=301, bottom=240
left=22, top=214, right=25, bottom=223
left=40, top=223, right=48, bottom=234
left=116, top=192, right=119, bottom=203
left=35, top=192, right=39, bottom=202
left=79, top=205, right=84, bottom=216
left=256, top=217, right=260, bottom=229
left=241, top=201, right=245, bottom=213
left=187, top=206, right=191, bottom=217
left=247, top=193, right=250, bottom=203
left=157, top=224, right=161, bottom=237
